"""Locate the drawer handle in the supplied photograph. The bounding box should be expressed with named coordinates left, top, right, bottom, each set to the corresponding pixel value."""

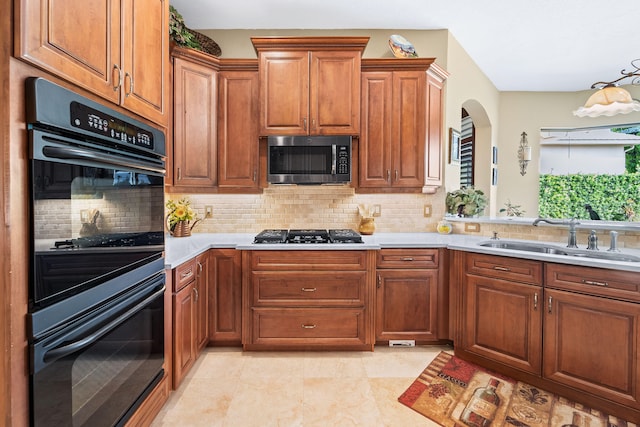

left=301, top=324, right=317, bottom=329
left=180, top=269, right=193, bottom=279
left=493, top=266, right=511, bottom=272
left=401, top=257, right=414, bottom=261
left=583, top=279, right=608, bottom=287
left=301, top=287, right=317, bottom=292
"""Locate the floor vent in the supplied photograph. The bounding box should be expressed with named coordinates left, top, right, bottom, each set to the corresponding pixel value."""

left=389, top=340, right=415, bottom=347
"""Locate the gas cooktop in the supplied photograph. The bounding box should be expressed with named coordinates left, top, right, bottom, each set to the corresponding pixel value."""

left=253, top=229, right=363, bottom=244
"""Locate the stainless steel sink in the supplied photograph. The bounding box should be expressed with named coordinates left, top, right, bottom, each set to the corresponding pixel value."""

left=478, top=240, right=640, bottom=262
left=478, top=241, right=569, bottom=255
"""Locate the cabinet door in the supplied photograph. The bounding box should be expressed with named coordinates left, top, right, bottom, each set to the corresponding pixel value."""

left=309, top=50, right=361, bottom=135
left=391, top=71, right=426, bottom=188
left=18, top=0, right=121, bottom=104
left=194, top=253, right=209, bottom=352
left=375, top=269, right=439, bottom=342
left=218, top=70, right=259, bottom=189
left=208, top=250, right=242, bottom=344
left=425, top=72, right=444, bottom=189
left=462, top=274, right=543, bottom=375
left=120, top=0, right=169, bottom=125
left=172, top=281, right=195, bottom=388
left=359, top=72, right=393, bottom=188
left=172, top=57, right=217, bottom=187
left=544, top=288, right=640, bottom=409
left=258, top=51, right=309, bottom=135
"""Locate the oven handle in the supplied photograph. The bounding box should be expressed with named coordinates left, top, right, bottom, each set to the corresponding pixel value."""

left=42, top=144, right=166, bottom=175
left=42, top=284, right=165, bottom=364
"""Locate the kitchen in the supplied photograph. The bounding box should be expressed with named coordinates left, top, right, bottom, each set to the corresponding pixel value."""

left=2, top=1, right=640, bottom=426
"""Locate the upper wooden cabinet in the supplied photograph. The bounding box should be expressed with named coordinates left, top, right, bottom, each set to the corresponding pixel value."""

left=171, top=48, right=218, bottom=187
left=359, top=59, right=448, bottom=193
left=217, top=60, right=260, bottom=191
left=17, top=0, right=169, bottom=126
left=252, top=37, right=368, bottom=136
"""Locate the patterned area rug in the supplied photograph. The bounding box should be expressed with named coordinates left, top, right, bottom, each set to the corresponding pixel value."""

left=398, top=352, right=636, bottom=427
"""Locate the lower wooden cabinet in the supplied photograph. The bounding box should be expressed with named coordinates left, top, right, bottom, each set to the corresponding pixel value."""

left=208, top=249, right=243, bottom=344
left=171, top=253, right=209, bottom=389
left=455, top=252, right=640, bottom=421
left=242, top=250, right=375, bottom=350
left=375, top=249, right=445, bottom=342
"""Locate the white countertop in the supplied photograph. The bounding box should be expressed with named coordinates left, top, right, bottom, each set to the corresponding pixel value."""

left=165, top=232, right=640, bottom=273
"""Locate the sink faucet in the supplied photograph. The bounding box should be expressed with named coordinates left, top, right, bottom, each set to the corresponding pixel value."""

left=532, top=218, right=580, bottom=248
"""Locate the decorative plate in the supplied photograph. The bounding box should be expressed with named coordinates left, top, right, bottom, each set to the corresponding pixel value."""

left=389, top=34, right=418, bottom=58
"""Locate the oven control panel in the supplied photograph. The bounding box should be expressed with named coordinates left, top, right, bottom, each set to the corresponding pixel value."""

left=70, top=101, right=154, bottom=149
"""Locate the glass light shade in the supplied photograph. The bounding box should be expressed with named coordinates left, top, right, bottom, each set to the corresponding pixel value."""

left=574, top=86, right=640, bottom=117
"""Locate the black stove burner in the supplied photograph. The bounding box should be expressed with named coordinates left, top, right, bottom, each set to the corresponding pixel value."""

left=287, top=229, right=330, bottom=244
left=253, top=229, right=363, bottom=244
left=253, top=229, right=288, bottom=244
left=329, top=229, right=364, bottom=244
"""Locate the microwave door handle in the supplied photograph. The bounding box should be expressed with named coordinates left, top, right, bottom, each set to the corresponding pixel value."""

left=332, top=145, right=337, bottom=174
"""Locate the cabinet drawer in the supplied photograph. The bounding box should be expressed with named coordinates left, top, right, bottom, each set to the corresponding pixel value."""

left=465, top=253, right=542, bottom=285
left=173, top=258, right=197, bottom=292
left=377, top=249, right=439, bottom=269
left=250, top=308, right=366, bottom=344
left=252, top=271, right=366, bottom=306
left=250, top=250, right=368, bottom=271
left=545, top=263, right=640, bottom=302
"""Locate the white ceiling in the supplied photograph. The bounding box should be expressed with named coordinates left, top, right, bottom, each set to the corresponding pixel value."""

left=170, top=0, right=640, bottom=92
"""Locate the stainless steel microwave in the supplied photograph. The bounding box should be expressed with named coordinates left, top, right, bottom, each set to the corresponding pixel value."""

left=267, top=135, right=352, bottom=185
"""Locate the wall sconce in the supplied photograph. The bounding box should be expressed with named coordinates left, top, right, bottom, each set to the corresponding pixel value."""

left=518, top=132, right=532, bottom=176
left=573, top=59, right=640, bottom=118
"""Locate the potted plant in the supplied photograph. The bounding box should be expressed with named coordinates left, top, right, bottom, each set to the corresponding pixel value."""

left=446, top=187, right=487, bottom=217
left=166, top=197, right=201, bottom=237
left=169, top=6, right=201, bottom=50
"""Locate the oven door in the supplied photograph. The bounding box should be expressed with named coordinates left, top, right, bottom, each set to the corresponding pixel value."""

left=30, top=129, right=165, bottom=310
left=30, top=273, right=165, bottom=427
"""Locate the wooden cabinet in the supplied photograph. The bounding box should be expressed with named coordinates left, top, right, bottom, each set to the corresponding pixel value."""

left=194, top=252, right=209, bottom=353
left=375, top=249, right=445, bottom=342
left=17, top=0, right=169, bottom=125
left=171, top=49, right=218, bottom=187
left=543, top=264, right=640, bottom=411
left=242, top=250, right=374, bottom=350
left=460, top=253, right=543, bottom=375
left=172, top=259, right=197, bottom=388
left=208, top=249, right=243, bottom=345
left=455, top=252, right=640, bottom=420
left=171, top=254, right=208, bottom=388
left=252, top=37, right=368, bottom=136
left=424, top=65, right=448, bottom=192
left=217, top=60, right=260, bottom=191
left=359, top=59, right=447, bottom=192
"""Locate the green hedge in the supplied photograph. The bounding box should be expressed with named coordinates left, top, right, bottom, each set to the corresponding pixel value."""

left=539, top=173, right=640, bottom=221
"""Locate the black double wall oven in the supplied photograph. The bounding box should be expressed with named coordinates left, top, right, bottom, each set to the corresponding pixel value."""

left=27, top=78, right=166, bottom=427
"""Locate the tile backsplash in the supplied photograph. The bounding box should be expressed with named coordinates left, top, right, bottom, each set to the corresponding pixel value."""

left=168, top=186, right=640, bottom=249
left=168, top=186, right=447, bottom=233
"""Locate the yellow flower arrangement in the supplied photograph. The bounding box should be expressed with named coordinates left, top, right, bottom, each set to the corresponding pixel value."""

left=166, top=197, right=198, bottom=231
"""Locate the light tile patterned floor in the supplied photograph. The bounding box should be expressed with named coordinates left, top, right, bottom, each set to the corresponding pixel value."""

left=151, top=345, right=453, bottom=427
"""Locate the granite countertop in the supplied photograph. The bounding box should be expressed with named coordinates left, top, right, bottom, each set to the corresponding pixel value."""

left=165, top=232, right=640, bottom=273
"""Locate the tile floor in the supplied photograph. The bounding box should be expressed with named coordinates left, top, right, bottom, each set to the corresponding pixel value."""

left=151, top=345, right=453, bottom=427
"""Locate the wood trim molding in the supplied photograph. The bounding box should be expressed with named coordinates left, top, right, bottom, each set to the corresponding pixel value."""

left=361, top=57, right=435, bottom=71
left=251, top=36, right=370, bottom=53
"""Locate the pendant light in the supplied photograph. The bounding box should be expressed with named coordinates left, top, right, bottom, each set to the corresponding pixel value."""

left=573, top=59, right=640, bottom=118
